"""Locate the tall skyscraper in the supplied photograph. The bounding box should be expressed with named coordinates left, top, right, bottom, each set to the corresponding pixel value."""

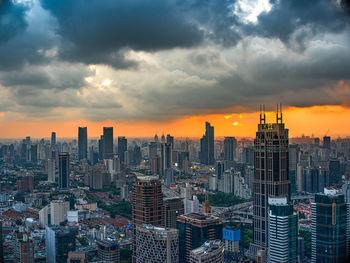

left=117, top=136, right=127, bottom=163
left=249, top=107, right=290, bottom=258
left=135, top=224, right=179, bottom=263
left=98, top=135, right=104, bottom=160
left=267, top=197, right=297, bottom=263
left=288, top=144, right=299, bottom=194
left=224, top=137, right=237, bottom=161
left=46, top=226, right=76, bottom=263
left=47, top=158, right=56, bottom=183
left=103, top=127, right=113, bottom=159
left=0, top=221, right=3, bottom=263
left=166, top=134, right=174, bottom=149
left=51, top=132, right=56, bottom=146
left=59, top=152, right=70, bottom=189
left=323, top=136, right=331, bottom=149
left=199, top=122, right=214, bottom=165
left=329, top=158, right=341, bottom=185
left=177, top=213, right=223, bottom=262
left=30, top=144, right=37, bottom=163
left=164, top=197, right=184, bottom=228
left=14, top=233, right=35, bottom=263
left=78, top=127, right=87, bottom=161
left=311, top=188, right=349, bottom=262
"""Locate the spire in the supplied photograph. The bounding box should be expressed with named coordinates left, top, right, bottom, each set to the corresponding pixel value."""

left=259, top=104, right=266, bottom=124
left=276, top=103, right=283, bottom=124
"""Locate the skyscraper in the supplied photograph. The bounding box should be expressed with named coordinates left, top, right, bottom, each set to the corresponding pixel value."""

left=160, top=143, right=172, bottom=178
left=177, top=213, right=223, bottom=262
left=311, top=188, right=349, bottom=262
left=46, top=226, right=76, bottom=263
left=323, top=136, right=331, bottom=150
left=30, top=144, right=37, bottom=163
left=98, top=135, right=104, bottom=160
left=199, top=122, right=214, bottom=165
left=267, top=197, right=297, bottom=263
left=117, top=136, right=127, bottom=163
left=47, top=158, right=56, bottom=183
left=97, top=239, right=120, bottom=263
left=164, top=197, right=184, bottom=228
left=329, top=158, right=341, bottom=185
left=59, top=152, right=70, bottom=189
left=288, top=144, right=299, bottom=194
left=166, top=134, right=174, bottom=149
left=0, top=221, right=3, bottom=263
left=135, top=224, right=179, bottom=263
left=249, top=107, right=290, bottom=258
left=189, top=240, right=224, bottom=263
left=51, top=132, right=56, bottom=146
left=224, top=137, right=237, bottom=161
left=14, top=233, right=35, bottom=263
left=78, top=127, right=87, bottom=161
left=103, top=127, right=114, bottom=159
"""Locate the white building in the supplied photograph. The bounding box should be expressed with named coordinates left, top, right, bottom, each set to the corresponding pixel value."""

left=47, top=158, right=56, bottom=183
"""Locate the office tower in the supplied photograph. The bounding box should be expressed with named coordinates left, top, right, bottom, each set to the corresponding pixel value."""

left=14, top=233, right=35, bottom=263
left=117, top=136, right=127, bottom=163
left=165, top=168, right=174, bottom=187
left=181, top=184, right=199, bottom=214
left=161, top=143, right=172, bottom=178
left=166, top=134, right=174, bottom=149
left=161, top=133, right=166, bottom=143
left=164, top=197, right=184, bottom=228
left=132, top=176, right=164, bottom=259
left=329, top=158, right=341, bottom=185
left=297, top=237, right=305, bottom=263
left=46, top=226, right=76, bottom=263
left=199, top=122, right=214, bottom=165
left=289, top=144, right=299, bottom=194
left=59, top=152, right=70, bottom=189
left=98, top=135, right=104, bottom=160
left=50, top=200, right=70, bottom=225
left=241, top=145, right=254, bottom=166
left=67, top=252, right=88, bottom=263
left=149, top=142, right=158, bottom=160
left=216, top=161, right=225, bottom=180
left=223, top=227, right=240, bottom=254
left=267, top=197, right=297, bottom=263
left=113, top=155, right=121, bottom=173
left=154, top=133, right=159, bottom=143
left=0, top=221, right=3, bottom=263
left=189, top=240, right=224, bottom=263
left=89, top=164, right=108, bottom=190
left=151, top=155, right=161, bottom=175
left=97, top=239, right=120, bottom=263
left=177, top=213, right=223, bottom=262
left=178, top=151, right=189, bottom=170
left=133, top=145, right=142, bottom=165
left=311, top=188, right=349, bottom=262
left=51, top=132, right=56, bottom=146
left=121, top=184, right=129, bottom=201
left=30, top=144, right=37, bottom=163
left=135, top=224, right=179, bottom=263
left=103, top=127, right=114, bottom=159
left=78, top=127, right=87, bottom=161
left=39, top=205, right=50, bottom=227
left=202, top=195, right=211, bottom=214
left=209, top=174, right=217, bottom=191
left=48, top=158, right=56, bottom=183
left=224, top=137, right=237, bottom=161
left=302, top=167, right=320, bottom=193
left=17, top=175, right=34, bottom=194
left=249, top=108, right=290, bottom=257
left=323, top=136, right=331, bottom=149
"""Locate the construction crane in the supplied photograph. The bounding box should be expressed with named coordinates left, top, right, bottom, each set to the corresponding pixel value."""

left=324, top=129, right=330, bottom=137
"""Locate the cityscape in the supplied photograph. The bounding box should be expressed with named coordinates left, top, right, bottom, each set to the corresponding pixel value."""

left=1, top=0, right=350, bottom=263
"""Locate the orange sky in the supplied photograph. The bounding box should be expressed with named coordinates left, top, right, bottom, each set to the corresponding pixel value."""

left=0, top=105, right=349, bottom=139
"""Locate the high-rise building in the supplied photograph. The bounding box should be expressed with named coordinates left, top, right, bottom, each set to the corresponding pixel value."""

left=267, top=197, right=297, bottom=263
left=288, top=144, right=299, bottom=194
left=30, top=144, right=37, bottom=163
left=164, top=197, right=184, bottom=228
left=17, top=175, right=34, bottom=194
left=118, top=136, right=127, bottom=163
left=161, top=143, right=172, bottom=178
left=13, top=233, right=35, bottom=263
left=329, top=158, right=341, bottom=185
left=103, top=127, right=114, bottom=159
left=166, top=134, right=174, bottom=149
left=199, top=122, right=214, bottom=165
left=189, top=240, right=224, bottom=263
left=151, top=155, right=161, bottom=176
left=51, top=132, right=56, bottom=146
left=0, top=221, right=4, bottom=263
left=135, top=224, right=179, bottom=263
left=323, top=136, right=331, bottom=150
left=297, top=237, right=305, bottom=263
left=59, top=152, right=70, bottom=189
left=97, top=239, right=120, bottom=263
left=249, top=108, right=290, bottom=258
left=46, top=226, right=76, bottom=263
left=311, top=188, right=349, bottom=262
left=98, top=135, right=104, bottom=160
left=149, top=142, right=158, bottom=161
left=67, top=252, right=88, bottom=263
left=50, top=200, right=70, bottom=226
left=78, top=127, right=87, bottom=161
left=224, top=137, right=237, bottom=161
left=47, top=158, right=56, bottom=183
left=223, top=227, right=240, bottom=254
left=177, top=213, right=223, bottom=262
left=133, top=145, right=142, bottom=165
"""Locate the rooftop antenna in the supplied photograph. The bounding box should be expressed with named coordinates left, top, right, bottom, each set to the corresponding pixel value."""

left=259, top=104, right=266, bottom=124
left=277, top=103, right=283, bottom=123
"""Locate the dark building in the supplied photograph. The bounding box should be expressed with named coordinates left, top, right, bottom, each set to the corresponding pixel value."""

left=133, top=145, right=142, bottom=165
left=17, top=175, right=34, bottom=194
left=151, top=155, right=161, bottom=176
left=14, top=233, right=35, bottom=263
left=329, top=158, right=341, bottom=185
left=297, top=237, right=305, bottom=263
left=118, top=136, right=127, bottom=163
left=242, top=146, right=254, bottom=166
left=323, top=136, right=331, bottom=150
left=199, top=122, right=214, bottom=165
left=148, top=142, right=158, bottom=161
left=164, top=197, right=184, bottom=228
left=97, top=239, right=120, bottom=263
left=249, top=109, right=290, bottom=258
left=103, top=127, right=114, bottom=159
left=67, top=252, right=88, bottom=263
left=46, top=226, right=76, bottom=263
left=78, top=127, right=87, bottom=161
left=216, top=161, right=225, bottom=181
left=161, top=143, right=172, bottom=178
left=224, top=137, right=237, bottom=161
left=166, top=134, right=174, bottom=149
left=177, top=213, right=223, bottom=263
left=59, top=152, right=70, bottom=189
left=98, top=135, right=104, bottom=160
left=0, top=221, right=3, bottom=263
left=178, top=151, right=189, bottom=170
left=311, top=188, right=349, bottom=262
left=30, top=144, right=37, bottom=163
left=51, top=132, right=56, bottom=146
left=288, top=144, right=299, bottom=195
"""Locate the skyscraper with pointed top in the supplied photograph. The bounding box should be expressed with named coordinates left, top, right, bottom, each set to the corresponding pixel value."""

left=249, top=104, right=290, bottom=258
left=199, top=122, right=214, bottom=165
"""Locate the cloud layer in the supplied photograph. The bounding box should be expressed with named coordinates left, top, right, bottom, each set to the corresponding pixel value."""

left=0, top=0, right=350, bottom=122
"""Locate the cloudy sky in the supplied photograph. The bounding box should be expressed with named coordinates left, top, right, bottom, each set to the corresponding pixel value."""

left=0, top=0, right=350, bottom=138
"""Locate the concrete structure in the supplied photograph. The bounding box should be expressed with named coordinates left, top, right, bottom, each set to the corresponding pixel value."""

left=135, top=224, right=178, bottom=263
left=67, top=252, right=88, bottom=263
left=50, top=200, right=70, bottom=225
left=223, top=227, right=240, bottom=254
left=164, top=197, right=184, bottom=228
left=47, top=158, right=56, bottom=183
left=13, top=233, right=34, bottom=263
left=97, top=239, right=120, bottom=263
left=78, top=127, right=88, bottom=161
left=103, top=127, right=114, bottom=159
left=59, top=152, right=70, bottom=189
left=189, top=240, right=224, bottom=263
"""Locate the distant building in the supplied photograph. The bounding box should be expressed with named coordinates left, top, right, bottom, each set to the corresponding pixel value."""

left=323, top=136, right=331, bottom=150
left=13, top=233, right=35, bottom=263
left=45, top=226, right=76, bottom=263
left=329, top=158, right=341, bottom=185
left=118, top=136, right=127, bottom=163
left=47, top=158, right=56, bottom=183
left=135, top=224, right=179, bottom=263
left=30, top=144, right=37, bottom=163
left=17, top=175, right=34, bottom=194
left=223, top=227, right=240, bottom=254
left=50, top=200, right=70, bottom=226
left=311, top=188, right=349, bottom=262
left=288, top=144, right=299, bottom=194
left=103, top=127, right=114, bottom=159
left=59, top=152, right=70, bottom=189
left=224, top=137, right=237, bottom=161
left=51, top=132, right=56, bottom=146
left=164, top=197, right=184, bottom=229
left=189, top=240, right=224, bottom=263
left=78, top=127, right=88, bottom=161
left=97, top=239, right=120, bottom=263
left=0, top=221, right=3, bottom=263
left=268, top=197, right=297, bottom=263
left=177, top=213, right=223, bottom=262
left=199, top=122, right=214, bottom=165
left=67, top=251, right=88, bottom=263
